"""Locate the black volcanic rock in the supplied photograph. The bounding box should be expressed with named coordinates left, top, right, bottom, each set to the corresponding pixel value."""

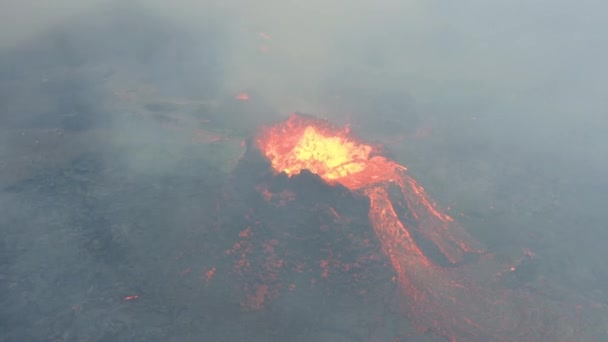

left=212, top=138, right=395, bottom=322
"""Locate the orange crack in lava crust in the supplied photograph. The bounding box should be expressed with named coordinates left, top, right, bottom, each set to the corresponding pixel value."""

left=255, top=114, right=582, bottom=342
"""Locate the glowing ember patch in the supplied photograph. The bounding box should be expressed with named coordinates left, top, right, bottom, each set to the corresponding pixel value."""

left=204, top=267, right=216, bottom=283
left=235, top=93, right=249, bottom=100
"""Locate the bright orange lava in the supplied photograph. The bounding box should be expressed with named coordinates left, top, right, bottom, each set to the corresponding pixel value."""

left=257, top=114, right=482, bottom=264
left=255, top=114, right=581, bottom=341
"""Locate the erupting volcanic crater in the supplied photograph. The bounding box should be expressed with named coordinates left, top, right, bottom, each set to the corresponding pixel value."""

left=210, top=113, right=591, bottom=341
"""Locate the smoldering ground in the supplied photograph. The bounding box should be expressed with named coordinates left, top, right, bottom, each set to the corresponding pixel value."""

left=1, top=0, right=608, bottom=341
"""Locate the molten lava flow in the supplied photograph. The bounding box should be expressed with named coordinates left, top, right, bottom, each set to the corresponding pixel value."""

left=255, top=114, right=581, bottom=341
left=257, top=114, right=483, bottom=264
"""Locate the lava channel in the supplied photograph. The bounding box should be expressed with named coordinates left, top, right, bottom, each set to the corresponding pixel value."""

left=251, top=113, right=589, bottom=342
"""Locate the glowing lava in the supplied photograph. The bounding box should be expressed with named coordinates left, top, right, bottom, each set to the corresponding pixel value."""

left=254, top=114, right=582, bottom=341
left=257, top=114, right=482, bottom=264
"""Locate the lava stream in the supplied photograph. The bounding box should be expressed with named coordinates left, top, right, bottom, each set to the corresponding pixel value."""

left=257, top=114, right=483, bottom=266
left=255, top=113, right=581, bottom=341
